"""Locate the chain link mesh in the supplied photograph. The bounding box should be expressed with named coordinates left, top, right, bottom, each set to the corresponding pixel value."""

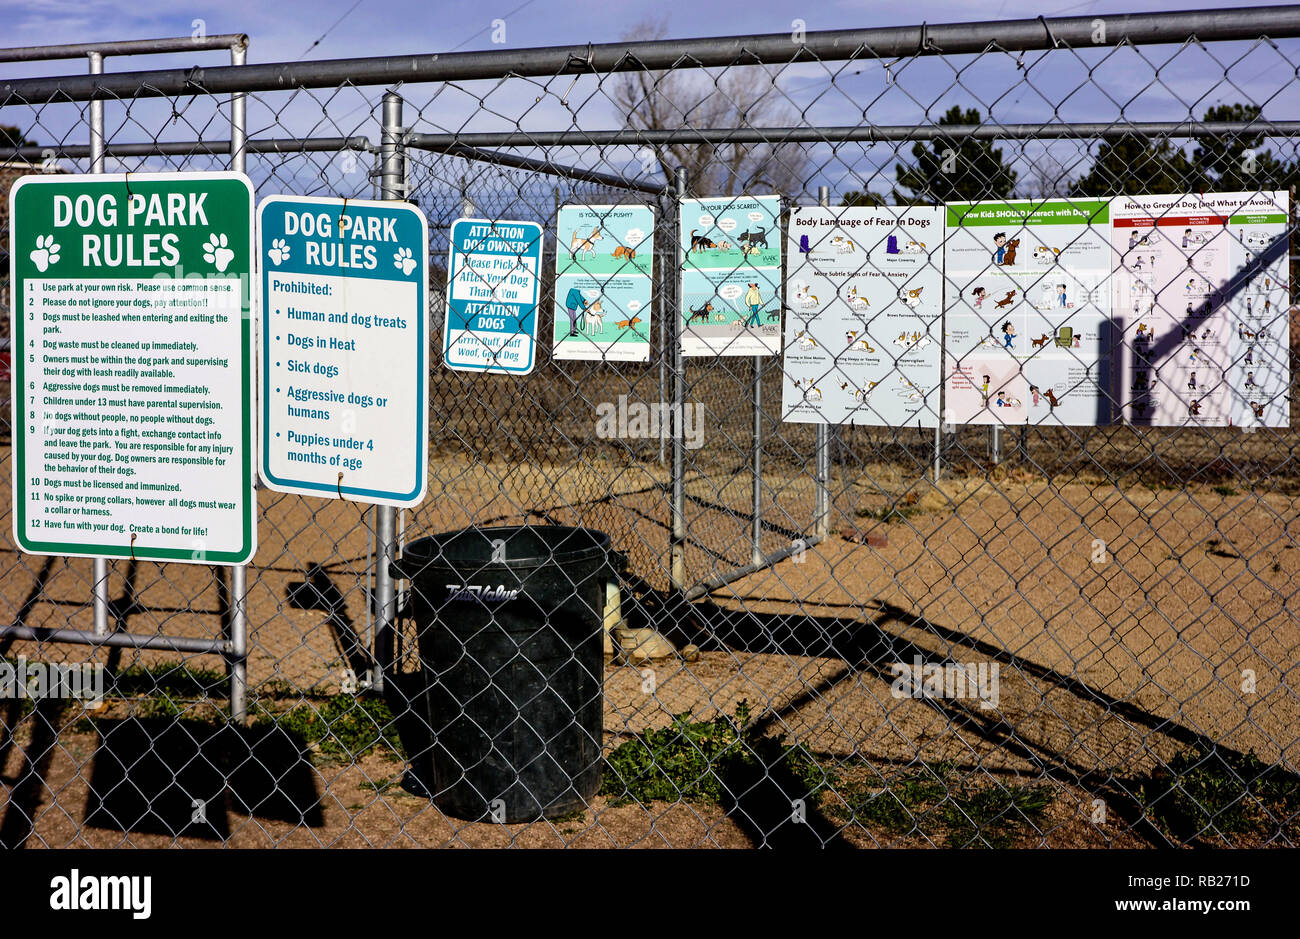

left=1, top=14, right=1299, bottom=848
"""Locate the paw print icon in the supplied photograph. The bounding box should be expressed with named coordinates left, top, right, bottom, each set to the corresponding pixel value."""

left=203, top=233, right=235, bottom=272
left=394, top=247, right=416, bottom=276
left=30, top=234, right=61, bottom=272
left=267, top=239, right=290, bottom=265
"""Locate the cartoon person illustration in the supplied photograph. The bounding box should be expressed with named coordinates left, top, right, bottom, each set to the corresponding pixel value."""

left=1001, top=320, right=1016, bottom=350
left=563, top=285, right=588, bottom=337
left=1188, top=372, right=1197, bottom=390
left=1030, top=385, right=1041, bottom=406
left=743, top=282, right=763, bottom=326
left=980, top=374, right=991, bottom=404
left=1182, top=228, right=1192, bottom=248
left=971, top=286, right=987, bottom=309
left=1245, top=370, right=1256, bottom=387
left=1245, top=346, right=1254, bottom=366
left=995, top=391, right=1007, bottom=408
left=992, top=233, right=1007, bottom=265
left=1128, top=231, right=1140, bottom=250
left=1057, top=283, right=1067, bottom=308
left=1189, top=398, right=1202, bottom=417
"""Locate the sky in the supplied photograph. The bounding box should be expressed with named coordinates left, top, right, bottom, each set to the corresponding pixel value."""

left=0, top=0, right=1293, bottom=63
left=3, top=0, right=1298, bottom=203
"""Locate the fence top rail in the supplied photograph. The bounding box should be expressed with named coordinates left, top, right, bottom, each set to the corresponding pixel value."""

left=0, top=34, right=249, bottom=64
left=408, top=120, right=1300, bottom=148
left=1, top=6, right=1296, bottom=105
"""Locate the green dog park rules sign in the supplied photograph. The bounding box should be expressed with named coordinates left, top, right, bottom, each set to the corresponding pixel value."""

left=7, top=172, right=256, bottom=564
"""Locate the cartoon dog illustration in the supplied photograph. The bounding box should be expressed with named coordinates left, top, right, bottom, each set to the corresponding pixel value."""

left=846, top=285, right=870, bottom=308
left=570, top=226, right=602, bottom=259
left=1001, top=239, right=1020, bottom=265
left=897, top=375, right=924, bottom=402
left=901, top=240, right=926, bottom=254
left=737, top=227, right=769, bottom=250
left=1033, top=246, right=1061, bottom=262
left=793, top=283, right=819, bottom=308
left=841, top=381, right=877, bottom=403
left=689, top=230, right=718, bottom=253
left=830, top=235, right=856, bottom=254
left=796, top=330, right=819, bottom=351
left=994, top=290, right=1017, bottom=309
left=687, top=301, right=713, bottom=324
left=898, top=286, right=924, bottom=308
left=584, top=300, right=605, bottom=332
left=612, top=245, right=637, bottom=261
left=1030, top=333, right=1050, bottom=348
left=792, top=377, right=821, bottom=400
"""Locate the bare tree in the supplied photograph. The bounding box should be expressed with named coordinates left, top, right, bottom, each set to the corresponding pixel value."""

left=610, top=18, right=809, bottom=198
left=1017, top=148, right=1075, bottom=199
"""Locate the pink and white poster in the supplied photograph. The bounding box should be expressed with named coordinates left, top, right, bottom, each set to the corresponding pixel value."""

left=1110, top=192, right=1290, bottom=428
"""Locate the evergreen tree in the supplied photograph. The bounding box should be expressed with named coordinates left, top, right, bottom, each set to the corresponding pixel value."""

left=1192, top=103, right=1292, bottom=191
left=840, top=189, right=884, bottom=207
left=892, top=106, right=1017, bottom=204
left=1069, top=133, right=1199, bottom=197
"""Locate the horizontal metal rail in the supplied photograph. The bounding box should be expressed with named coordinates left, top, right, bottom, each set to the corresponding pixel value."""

left=0, top=625, right=230, bottom=654
left=2, top=6, right=1296, bottom=104
left=5, top=118, right=1288, bottom=171
left=0, top=136, right=370, bottom=161
left=413, top=141, right=664, bottom=195
left=410, top=121, right=1300, bottom=148
left=0, top=34, right=249, bottom=63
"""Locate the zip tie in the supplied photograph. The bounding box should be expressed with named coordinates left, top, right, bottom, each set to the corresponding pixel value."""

left=129, top=531, right=137, bottom=561
left=552, top=43, right=595, bottom=106
left=1039, top=15, right=1062, bottom=49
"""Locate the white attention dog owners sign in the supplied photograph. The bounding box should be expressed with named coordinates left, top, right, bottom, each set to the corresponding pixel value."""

left=7, top=172, right=256, bottom=564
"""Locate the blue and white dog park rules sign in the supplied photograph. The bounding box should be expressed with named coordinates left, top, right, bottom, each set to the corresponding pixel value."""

left=257, top=195, right=429, bottom=507
left=444, top=217, right=543, bottom=374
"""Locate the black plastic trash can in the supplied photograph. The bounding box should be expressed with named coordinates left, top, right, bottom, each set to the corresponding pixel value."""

left=390, top=526, right=612, bottom=822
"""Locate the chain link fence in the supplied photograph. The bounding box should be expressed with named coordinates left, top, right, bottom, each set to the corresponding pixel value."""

left=1, top=6, right=1299, bottom=848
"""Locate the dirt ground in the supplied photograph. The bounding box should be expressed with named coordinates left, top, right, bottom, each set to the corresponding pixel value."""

left=1, top=443, right=1297, bottom=847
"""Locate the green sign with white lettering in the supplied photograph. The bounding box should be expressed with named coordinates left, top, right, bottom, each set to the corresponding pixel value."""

left=8, top=171, right=255, bottom=564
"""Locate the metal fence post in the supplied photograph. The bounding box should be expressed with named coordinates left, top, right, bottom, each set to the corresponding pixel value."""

left=658, top=193, right=668, bottom=465
left=814, top=186, right=831, bottom=540
left=670, top=167, right=687, bottom=591
left=751, top=352, right=764, bottom=566
left=372, top=90, right=405, bottom=688
left=88, top=50, right=110, bottom=639
left=228, top=38, right=249, bottom=722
